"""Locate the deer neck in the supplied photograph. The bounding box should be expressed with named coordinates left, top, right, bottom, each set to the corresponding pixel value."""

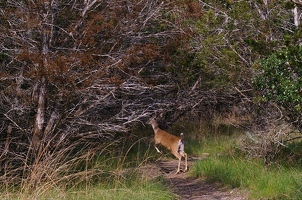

left=151, top=123, right=159, bottom=133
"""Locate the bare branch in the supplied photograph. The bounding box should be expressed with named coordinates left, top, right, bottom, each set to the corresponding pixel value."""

left=292, top=0, right=302, bottom=6
left=82, top=0, right=101, bottom=17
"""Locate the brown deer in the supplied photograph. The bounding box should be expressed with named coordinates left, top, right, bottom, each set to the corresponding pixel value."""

left=147, top=118, right=188, bottom=174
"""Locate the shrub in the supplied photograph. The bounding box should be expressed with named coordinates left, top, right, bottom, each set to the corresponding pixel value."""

left=254, top=46, right=302, bottom=130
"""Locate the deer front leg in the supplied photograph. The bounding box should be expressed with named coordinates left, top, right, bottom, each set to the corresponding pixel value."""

left=154, top=144, right=162, bottom=153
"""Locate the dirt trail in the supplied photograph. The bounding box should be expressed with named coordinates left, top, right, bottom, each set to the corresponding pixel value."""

left=141, top=157, right=247, bottom=200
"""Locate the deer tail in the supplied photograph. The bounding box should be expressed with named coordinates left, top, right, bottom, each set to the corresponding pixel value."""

left=180, top=132, right=184, bottom=139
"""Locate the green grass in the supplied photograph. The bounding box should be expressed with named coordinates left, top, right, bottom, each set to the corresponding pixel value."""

left=189, top=131, right=302, bottom=199
left=192, top=157, right=302, bottom=199
left=22, top=176, right=173, bottom=200
left=3, top=177, right=173, bottom=200
left=64, top=178, right=174, bottom=200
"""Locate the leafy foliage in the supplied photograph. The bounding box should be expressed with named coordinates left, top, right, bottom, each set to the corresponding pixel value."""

left=254, top=46, right=302, bottom=129
left=171, top=0, right=294, bottom=89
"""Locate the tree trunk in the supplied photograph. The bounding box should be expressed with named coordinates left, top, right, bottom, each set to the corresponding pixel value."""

left=32, top=0, right=54, bottom=153
left=32, top=77, right=47, bottom=152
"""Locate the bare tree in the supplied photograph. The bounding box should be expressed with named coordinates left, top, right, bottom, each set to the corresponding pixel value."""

left=0, top=0, right=197, bottom=185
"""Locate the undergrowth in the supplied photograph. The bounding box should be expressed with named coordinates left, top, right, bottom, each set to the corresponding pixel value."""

left=3, top=119, right=301, bottom=200
left=189, top=128, right=302, bottom=200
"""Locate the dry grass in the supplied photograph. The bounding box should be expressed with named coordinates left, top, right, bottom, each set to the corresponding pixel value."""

left=0, top=136, right=173, bottom=199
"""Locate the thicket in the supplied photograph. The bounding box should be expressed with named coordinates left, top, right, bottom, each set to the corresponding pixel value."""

left=0, top=0, right=301, bottom=192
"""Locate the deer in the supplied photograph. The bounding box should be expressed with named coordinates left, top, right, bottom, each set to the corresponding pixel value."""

left=147, top=118, right=188, bottom=174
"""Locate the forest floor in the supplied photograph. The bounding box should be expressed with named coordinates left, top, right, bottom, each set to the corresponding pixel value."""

left=140, top=157, right=247, bottom=200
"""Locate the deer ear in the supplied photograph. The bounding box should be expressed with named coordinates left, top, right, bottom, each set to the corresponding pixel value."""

left=152, top=112, right=158, bottom=120
left=153, top=113, right=157, bottom=118
left=160, top=112, right=164, bottom=118
left=154, top=109, right=164, bottom=119
left=149, top=114, right=155, bottom=121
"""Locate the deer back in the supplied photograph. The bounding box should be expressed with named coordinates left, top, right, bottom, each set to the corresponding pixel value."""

left=155, top=129, right=181, bottom=151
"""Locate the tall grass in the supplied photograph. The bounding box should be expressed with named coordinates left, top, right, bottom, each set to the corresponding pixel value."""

left=0, top=136, right=175, bottom=200
left=189, top=129, right=302, bottom=199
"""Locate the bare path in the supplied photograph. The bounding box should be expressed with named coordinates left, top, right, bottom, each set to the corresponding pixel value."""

left=141, top=158, right=247, bottom=200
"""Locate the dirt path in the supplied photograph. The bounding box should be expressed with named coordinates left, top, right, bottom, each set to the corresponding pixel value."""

left=141, top=157, right=247, bottom=200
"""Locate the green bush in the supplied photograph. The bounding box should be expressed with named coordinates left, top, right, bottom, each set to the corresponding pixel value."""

left=254, top=45, right=302, bottom=129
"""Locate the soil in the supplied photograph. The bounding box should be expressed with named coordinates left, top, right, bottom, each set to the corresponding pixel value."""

left=140, top=157, right=247, bottom=200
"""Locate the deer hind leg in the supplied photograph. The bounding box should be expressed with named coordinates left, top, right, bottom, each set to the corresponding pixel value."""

left=176, top=140, right=188, bottom=173
left=183, top=152, right=188, bottom=172
left=172, top=150, right=182, bottom=174
left=176, top=156, right=182, bottom=174
left=175, top=152, right=188, bottom=174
